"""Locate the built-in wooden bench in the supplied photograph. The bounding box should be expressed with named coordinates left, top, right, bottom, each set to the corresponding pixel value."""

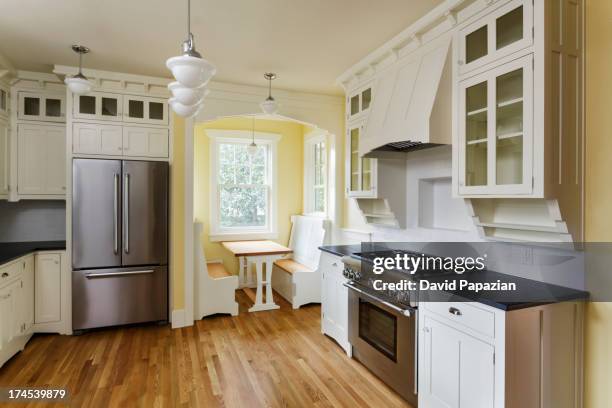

left=194, top=222, right=239, bottom=318
left=207, top=262, right=232, bottom=279
left=272, top=215, right=327, bottom=309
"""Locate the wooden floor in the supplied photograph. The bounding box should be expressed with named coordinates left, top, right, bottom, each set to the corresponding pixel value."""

left=0, top=291, right=412, bottom=408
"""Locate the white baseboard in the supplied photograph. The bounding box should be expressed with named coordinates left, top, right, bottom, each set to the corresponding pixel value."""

left=171, top=308, right=193, bottom=329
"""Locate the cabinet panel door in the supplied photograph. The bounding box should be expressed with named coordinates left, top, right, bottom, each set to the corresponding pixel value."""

left=17, top=124, right=46, bottom=194
left=0, top=280, right=20, bottom=348
left=73, top=123, right=122, bottom=156
left=21, top=256, right=34, bottom=331
left=122, top=127, right=169, bottom=158
left=0, top=121, right=8, bottom=196
left=123, top=96, right=168, bottom=125
left=45, top=127, right=66, bottom=194
left=18, top=92, right=65, bottom=122
left=35, top=253, right=61, bottom=324
left=458, top=0, right=533, bottom=75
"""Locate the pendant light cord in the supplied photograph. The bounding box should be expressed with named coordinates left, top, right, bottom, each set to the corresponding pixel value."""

left=78, top=51, right=82, bottom=75
left=187, top=0, right=191, bottom=38
left=252, top=117, right=255, bottom=143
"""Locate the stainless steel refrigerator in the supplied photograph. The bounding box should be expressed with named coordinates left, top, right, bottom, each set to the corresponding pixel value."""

left=72, top=159, right=168, bottom=331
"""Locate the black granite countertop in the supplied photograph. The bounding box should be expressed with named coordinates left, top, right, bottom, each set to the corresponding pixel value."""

left=319, top=244, right=588, bottom=311
left=319, top=245, right=362, bottom=258
left=0, top=241, right=66, bottom=265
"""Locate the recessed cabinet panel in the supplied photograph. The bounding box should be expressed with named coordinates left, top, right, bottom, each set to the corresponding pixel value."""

left=123, top=96, right=168, bottom=125
left=18, top=92, right=65, bottom=122
left=17, top=124, right=66, bottom=196
left=122, top=126, right=169, bottom=158
left=347, top=84, right=373, bottom=119
left=73, top=123, right=123, bottom=156
left=458, top=54, right=533, bottom=195
left=73, top=92, right=123, bottom=121
left=34, top=253, right=61, bottom=324
left=458, top=0, right=533, bottom=76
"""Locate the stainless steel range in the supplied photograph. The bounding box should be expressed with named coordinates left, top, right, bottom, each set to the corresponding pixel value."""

left=342, top=250, right=430, bottom=406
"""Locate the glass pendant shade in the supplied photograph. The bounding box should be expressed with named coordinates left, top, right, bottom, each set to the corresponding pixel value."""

left=247, top=142, right=258, bottom=156
left=166, top=55, right=216, bottom=88
left=169, top=97, right=202, bottom=118
left=65, top=74, right=92, bottom=95
left=260, top=98, right=279, bottom=115
left=168, top=81, right=209, bottom=105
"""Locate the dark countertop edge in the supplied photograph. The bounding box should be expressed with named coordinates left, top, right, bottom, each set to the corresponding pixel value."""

left=319, top=245, right=362, bottom=258
left=0, top=241, right=66, bottom=266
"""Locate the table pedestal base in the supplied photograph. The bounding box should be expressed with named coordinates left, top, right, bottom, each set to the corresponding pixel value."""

left=239, top=255, right=282, bottom=312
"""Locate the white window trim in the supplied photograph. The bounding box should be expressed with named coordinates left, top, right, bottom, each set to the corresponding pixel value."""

left=303, top=131, right=328, bottom=217
left=208, top=129, right=281, bottom=242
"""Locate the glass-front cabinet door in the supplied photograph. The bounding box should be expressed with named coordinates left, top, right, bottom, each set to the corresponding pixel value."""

left=346, top=122, right=376, bottom=197
left=123, top=95, right=168, bottom=125
left=458, top=0, right=533, bottom=75
left=347, top=84, right=373, bottom=120
left=73, top=92, right=123, bottom=121
left=18, top=92, right=65, bottom=122
left=458, top=54, right=533, bottom=195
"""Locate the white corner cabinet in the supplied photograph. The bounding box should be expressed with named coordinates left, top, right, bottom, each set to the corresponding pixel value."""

left=346, top=121, right=377, bottom=198
left=17, top=123, right=66, bottom=197
left=73, top=93, right=168, bottom=126
left=418, top=300, right=584, bottom=408
left=319, top=251, right=351, bottom=356
left=72, top=123, right=169, bottom=159
left=0, top=255, right=34, bottom=368
left=0, top=250, right=67, bottom=368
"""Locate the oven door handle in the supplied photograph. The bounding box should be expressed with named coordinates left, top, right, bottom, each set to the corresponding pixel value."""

left=343, top=282, right=415, bottom=317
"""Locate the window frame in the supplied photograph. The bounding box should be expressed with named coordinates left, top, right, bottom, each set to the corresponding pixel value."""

left=208, top=129, right=281, bottom=241
left=304, top=132, right=328, bottom=217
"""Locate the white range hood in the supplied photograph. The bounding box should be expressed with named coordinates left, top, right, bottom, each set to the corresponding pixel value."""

left=360, top=36, right=452, bottom=158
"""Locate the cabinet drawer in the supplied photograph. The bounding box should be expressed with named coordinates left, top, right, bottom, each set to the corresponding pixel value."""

left=0, top=260, right=24, bottom=288
left=423, top=301, right=495, bottom=338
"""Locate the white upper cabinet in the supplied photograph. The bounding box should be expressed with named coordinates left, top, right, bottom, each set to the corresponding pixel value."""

left=347, top=84, right=373, bottom=121
left=122, top=126, right=169, bottom=158
left=17, top=123, right=66, bottom=196
left=0, top=121, right=8, bottom=198
left=0, top=85, right=8, bottom=119
left=18, top=92, right=65, bottom=123
left=458, top=0, right=533, bottom=76
left=73, top=92, right=123, bottom=121
left=346, top=121, right=377, bottom=198
left=73, top=123, right=123, bottom=156
left=123, top=95, right=168, bottom=125
left=458, top=54, right=533, bottom=195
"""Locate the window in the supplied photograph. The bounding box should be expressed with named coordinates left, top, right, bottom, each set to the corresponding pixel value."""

left=304, top=134, right=327, bottom=216
left=209, top=130, right=279, bottom=240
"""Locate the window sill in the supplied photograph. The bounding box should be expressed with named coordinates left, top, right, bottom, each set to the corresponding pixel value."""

left=209, top=231, right=279, bottom=242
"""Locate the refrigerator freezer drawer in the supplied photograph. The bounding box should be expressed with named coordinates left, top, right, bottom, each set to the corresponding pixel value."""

left=72, top=266, right=167, bottom=330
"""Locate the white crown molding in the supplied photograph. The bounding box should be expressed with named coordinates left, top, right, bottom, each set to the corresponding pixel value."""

left=53, top=64, right=171, bottom=87
left=336, top=0, right=473, bottom=89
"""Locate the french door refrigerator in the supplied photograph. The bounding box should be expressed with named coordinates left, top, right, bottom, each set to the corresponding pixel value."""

left=72, top=159, right=168, bottom=331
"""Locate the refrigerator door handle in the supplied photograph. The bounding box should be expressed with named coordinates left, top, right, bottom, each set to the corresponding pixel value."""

left=84, top=270, right=155, bottom=279
left=113, top=173, right=119, bottom=254
left=123, top=173, right=130, bottom=254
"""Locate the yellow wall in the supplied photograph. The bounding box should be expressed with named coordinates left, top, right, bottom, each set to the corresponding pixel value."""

left=194, top=117, right=305, bottom=275
left=171, top=114, right=185, bottom=310
left=584, top=1, right=612, bottom=407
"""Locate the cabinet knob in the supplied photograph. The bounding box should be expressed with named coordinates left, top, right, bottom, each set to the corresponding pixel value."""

left=1, top=272, right=8, bottom=278
left=448, top=307, right=462, bottom=316
left=423, top=327, right=430, bottom=333
left=54, top=261, right=59, bottom=265
left=332, top=262, right=338, bottom=267
left=0, top=293, right=10, bottom=300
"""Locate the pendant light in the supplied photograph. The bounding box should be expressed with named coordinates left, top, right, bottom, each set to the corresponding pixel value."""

left=64, top=45, right=92, bottom=95
left=247, top=117, right=258, bottom=156
left=166, top=0, right=216, bottom=89
left=260, top=72, right=279, bottom=115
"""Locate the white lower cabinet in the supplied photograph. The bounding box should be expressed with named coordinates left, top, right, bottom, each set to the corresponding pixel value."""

left=0, top=255, right=35, bottom=368
left=34, top=253, right=61, bottom=324
left=73, top=123, right=123, bottom=155
left=123, top=126, right=169, bottom=158
left=419, top=300, right=584, bottom=408
left=17, top=123, right=66, bottom=196
left=320, top=251, right=351, bottom=356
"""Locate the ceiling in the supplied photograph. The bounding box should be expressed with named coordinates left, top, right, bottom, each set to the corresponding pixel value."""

left=0, top=0, right=443, bottom=95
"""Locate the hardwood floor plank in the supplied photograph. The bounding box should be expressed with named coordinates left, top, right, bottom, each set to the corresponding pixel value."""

left=0, top=291, right=413, bottom=408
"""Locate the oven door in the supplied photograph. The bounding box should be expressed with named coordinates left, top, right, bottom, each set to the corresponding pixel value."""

left=347, top=284, right=418, bottom=405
